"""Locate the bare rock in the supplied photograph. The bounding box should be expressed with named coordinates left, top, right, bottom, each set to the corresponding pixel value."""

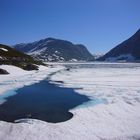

left=0, top=68, right=9, bottom=74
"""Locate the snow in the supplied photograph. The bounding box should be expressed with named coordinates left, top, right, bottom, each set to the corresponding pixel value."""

left=55, top=50, right=60, bottom=54
left=93, top=53, right=104, bottom=59
left=26, top=40, right=54, bottom=55
left=46, top=40, right=54, bottom=43
left=52, top=53, right=59, bottom=59
left=28, top=47, right=47, bottom=55
left=69, top=59, right=78, bottom=62
left=49, top=63, right=140, bottom=139
left=0, top=64, right=64, bottom=102
left=0, top=63, right=140, bottom=140
left=60, top=57, right=64, bottom=60
left=0, top=48, right=8, bottom=52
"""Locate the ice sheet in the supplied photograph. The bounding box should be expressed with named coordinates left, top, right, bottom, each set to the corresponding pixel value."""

left=0, top=63, right=140, bottom=140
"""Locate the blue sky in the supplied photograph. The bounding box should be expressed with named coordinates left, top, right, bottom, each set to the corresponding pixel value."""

left=0, top=0, right=140, bottom=53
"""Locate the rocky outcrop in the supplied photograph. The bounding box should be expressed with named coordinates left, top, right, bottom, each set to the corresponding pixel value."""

left=0, top=68, right=9, bottom=74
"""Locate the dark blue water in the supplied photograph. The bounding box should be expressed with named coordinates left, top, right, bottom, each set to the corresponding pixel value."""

left=0, top=79, right=90, bottom=123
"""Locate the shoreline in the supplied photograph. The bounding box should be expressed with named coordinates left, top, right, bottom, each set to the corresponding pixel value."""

left=0, top=64, right=65, bottom=97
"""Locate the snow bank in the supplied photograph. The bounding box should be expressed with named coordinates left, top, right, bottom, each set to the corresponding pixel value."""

left=49, top=63, right=140, bottom=139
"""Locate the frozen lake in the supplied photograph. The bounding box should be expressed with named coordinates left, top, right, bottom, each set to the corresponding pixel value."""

left=0, top=62, right=140, bottom=140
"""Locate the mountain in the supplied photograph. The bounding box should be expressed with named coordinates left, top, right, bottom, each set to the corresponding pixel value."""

left=0, top=44, right=41, bottom=70
left=14, top=38, right=94, bottom=62
left=98, top=29, right=140, bottom=62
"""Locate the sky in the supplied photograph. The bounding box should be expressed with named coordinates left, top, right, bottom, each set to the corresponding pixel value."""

left=0, top=0, right=140, bottom=54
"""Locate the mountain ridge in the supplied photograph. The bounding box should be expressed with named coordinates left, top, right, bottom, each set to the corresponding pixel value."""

left=14, top=38, right=94, bottom=62
left=98, top=29, right=140, bottom=62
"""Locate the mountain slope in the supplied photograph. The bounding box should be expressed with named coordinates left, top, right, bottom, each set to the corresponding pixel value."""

left=98, top=29, right=140, bottom=62
left=0, top=44, right=32, bottom=59
left=14, top=38, right=94, bottom=62
left=0, top=44, right=41, bottom=70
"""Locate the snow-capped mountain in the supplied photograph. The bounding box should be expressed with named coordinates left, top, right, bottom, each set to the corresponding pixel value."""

left=14, top=38, right=94, bottom=62
left=93, top=53, right=104, bottom=59
left=98, top=29, right=140, bottom=62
